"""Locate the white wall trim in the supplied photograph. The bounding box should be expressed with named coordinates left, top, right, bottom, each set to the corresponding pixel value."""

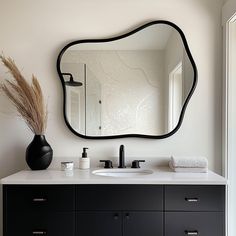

left=222, top=4, right=236, bottom=179
left=222, top=20, right=229, bottom=236
left=222, top=3, right=236, bottom=236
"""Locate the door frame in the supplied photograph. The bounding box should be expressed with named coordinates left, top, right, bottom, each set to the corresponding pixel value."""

left=168, top=61, right=183, bottom=132
left=222, top=2, right=236, bottom=236
left=222, top=0, right=236, bottom=179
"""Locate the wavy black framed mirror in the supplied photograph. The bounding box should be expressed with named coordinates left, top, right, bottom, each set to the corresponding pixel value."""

left=57, top=21, right=197, bottom=139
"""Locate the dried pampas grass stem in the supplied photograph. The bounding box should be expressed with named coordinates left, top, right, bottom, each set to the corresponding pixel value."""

left=0, top=55, right=47, bottom=135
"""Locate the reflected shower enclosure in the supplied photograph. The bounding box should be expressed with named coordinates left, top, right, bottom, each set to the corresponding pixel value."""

left=61, top=64, right=102, bottom=136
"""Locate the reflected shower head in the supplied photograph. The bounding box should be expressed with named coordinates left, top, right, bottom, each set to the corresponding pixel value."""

left=61, top=73, right=83, bottom=87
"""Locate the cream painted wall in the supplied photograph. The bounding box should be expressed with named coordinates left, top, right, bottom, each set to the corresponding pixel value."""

left=0, top=0, right=224, bottom=235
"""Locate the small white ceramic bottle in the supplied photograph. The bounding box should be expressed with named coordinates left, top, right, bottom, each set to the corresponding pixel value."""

left=79, top=147, right=90, bottom=169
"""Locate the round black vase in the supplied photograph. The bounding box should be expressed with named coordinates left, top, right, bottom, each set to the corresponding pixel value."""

left=26, top=135, right=53, bottom=170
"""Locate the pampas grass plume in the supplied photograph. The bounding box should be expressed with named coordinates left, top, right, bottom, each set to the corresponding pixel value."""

left=0, top=55, right=47, bottom=135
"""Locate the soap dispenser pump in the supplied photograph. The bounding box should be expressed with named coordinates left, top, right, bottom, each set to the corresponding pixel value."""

left=79, top=147, right=90, bottom=169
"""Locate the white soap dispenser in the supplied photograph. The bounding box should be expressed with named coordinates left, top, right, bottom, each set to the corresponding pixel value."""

left=79, top=147, right=90, bottom=169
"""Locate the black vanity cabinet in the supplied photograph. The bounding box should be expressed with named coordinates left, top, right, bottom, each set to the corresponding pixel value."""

left=3, top=184, right=225, bottom=236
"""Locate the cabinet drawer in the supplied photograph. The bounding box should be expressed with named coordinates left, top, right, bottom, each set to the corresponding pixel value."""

left=165, top=212, right=224, bottom=236
left=4, top=185, right=75, bottom=212
left=5, top=212, right=75, bottom=236
left=76, top=185, right=163, bottom=210
left=165, top=185, right=225, bottom=211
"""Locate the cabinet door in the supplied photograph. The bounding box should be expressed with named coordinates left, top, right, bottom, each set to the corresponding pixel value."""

left=77, top=212, right=122, bottom=236
left=123, top=212, right=163, bottom=236
left=165, top=212, right=224, bottom=236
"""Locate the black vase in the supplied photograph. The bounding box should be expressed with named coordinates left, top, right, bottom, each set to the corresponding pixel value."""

left=26, top=135, right=53, bottom=170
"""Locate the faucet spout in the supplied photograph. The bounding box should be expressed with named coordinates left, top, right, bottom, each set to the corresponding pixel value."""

left=118, top=145, right=126, bottom=168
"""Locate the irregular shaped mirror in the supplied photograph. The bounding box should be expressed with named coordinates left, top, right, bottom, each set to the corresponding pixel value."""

left=57, top=21, right=197, bottom=139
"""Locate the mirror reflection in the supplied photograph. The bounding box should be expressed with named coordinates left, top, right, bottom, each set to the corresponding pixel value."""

left=59, top=23, right=196, bottom=137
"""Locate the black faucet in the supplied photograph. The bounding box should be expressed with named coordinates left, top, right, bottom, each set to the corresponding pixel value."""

left=118, top=145, right=126, bottom=168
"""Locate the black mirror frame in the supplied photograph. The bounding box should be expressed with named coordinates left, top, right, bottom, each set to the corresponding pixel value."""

left=57, top=20, right=198, bottom=139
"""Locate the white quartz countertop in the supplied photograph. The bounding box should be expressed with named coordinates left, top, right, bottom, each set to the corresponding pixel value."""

left=0, top=167, right=227, bottom=185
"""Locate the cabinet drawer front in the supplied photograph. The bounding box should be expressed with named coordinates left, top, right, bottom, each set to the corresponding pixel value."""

left=5, top=212, right=75, bottom=236
left=165, top=185, right=225, bottom=211
left=5, top=185, right=75, bottom=212
left=165, top=212, right=224, bottom=236
left=123, top=212, right=163, bottom=236
left=76, top=185, right=163, bottom=210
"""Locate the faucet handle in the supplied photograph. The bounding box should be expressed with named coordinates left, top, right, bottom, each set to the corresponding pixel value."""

left=100, top=160, right=113, bottom=168
left=131, top=160, right=145, bottom=168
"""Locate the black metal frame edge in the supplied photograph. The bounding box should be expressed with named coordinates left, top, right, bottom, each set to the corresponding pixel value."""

left=56, top=20, right=198, bottom=139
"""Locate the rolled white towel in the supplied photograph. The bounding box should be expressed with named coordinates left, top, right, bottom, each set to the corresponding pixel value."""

left=170, top=156, right=208, bottom=168
left=169, top=161, right=208, bottom=173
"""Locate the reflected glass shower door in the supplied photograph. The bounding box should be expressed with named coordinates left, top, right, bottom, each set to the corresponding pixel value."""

left=85, top=65, right=102, bottom=136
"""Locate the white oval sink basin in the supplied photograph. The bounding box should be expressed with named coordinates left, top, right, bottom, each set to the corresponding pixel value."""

left=92, top=169, right=153, bottom=177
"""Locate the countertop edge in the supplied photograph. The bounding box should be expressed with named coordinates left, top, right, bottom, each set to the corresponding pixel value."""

left=0, top=168, right=228, bottom=185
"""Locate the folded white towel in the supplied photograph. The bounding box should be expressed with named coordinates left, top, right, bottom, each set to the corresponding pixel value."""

left=170, top=156, right=208, bottom=168
left=169, top=161, right=208, bottom=173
